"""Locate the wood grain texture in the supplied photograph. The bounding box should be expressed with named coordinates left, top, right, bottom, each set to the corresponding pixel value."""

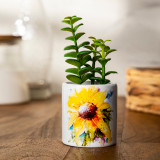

left=0, top=95, right=160, bottom=160
left=126, top=68, right=160, bottom=115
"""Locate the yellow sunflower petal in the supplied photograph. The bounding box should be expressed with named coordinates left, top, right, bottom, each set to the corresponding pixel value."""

left=68, top=96, right=80, bottom=110
left=68, top=111, right=78, bottom=129
left=86, top=87, right=99, bottom=104
left=92, top=91, right=107, bottom=107
left=99, top=102, right=110, bottom=110
left=87, top=87, right=98, bottom=100
left=68, top=88, right=92, bottom=109
left=73, top=117, right=85, bottom=137
left=76, top=88, right=89, bottom=104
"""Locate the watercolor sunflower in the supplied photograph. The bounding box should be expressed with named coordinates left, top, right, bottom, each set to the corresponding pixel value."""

left=68, top=86, right=112, bottom=146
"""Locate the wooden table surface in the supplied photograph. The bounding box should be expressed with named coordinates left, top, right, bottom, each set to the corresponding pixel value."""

left=0, top=95, right=160, bottom=160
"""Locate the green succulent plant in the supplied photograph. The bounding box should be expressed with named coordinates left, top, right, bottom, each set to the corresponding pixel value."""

left=61, top=16, right=92, bottom=84
left=61, top=16, right=117, bottom=85
left=85, top=37, right=117, bottom=84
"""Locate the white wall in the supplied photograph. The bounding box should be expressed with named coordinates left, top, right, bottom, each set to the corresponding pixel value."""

left=0, top=0, right=160, bottom=95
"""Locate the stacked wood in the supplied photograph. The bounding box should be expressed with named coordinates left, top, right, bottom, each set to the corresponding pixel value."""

left=126, top=68, right=160, bottom=115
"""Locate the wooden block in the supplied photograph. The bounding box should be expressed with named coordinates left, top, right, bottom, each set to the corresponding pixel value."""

left=126, top=68, right=160, bottom=115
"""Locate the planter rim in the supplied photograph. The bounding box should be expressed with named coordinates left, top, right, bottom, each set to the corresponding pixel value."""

left=63, top=81, right=117, bottom=87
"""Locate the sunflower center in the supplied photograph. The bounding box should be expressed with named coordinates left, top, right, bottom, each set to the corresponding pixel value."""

left=78, top=103, right=97, bottom=120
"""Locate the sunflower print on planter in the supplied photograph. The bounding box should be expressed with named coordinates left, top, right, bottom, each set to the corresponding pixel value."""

left=68, top=86, right=112, bottom=146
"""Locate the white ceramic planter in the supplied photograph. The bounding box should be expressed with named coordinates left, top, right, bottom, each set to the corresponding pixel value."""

left=62, top=82, right=117, bottom=147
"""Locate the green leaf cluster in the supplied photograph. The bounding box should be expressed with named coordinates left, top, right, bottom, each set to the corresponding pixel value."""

left=62, top=16, right=117, bottom=84
left=86, top=37, right=117, bottom=84
left=61, top=16, right=92, bottom=84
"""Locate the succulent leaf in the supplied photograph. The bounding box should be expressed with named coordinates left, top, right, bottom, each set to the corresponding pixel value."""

left=88, top=36, right=96, bottom=40
left=93, top=55, right=101, bottom=61
left=98, top=58, right=111, bottom=65
left=71, top=17, right=82, bottom=24
left=64, top=45, right=76, bottom=50
left=79, top=67, right=92, bottom=75
left=65, top=68, right=78, bottom=74
left=62, top=20, right=70, bottom=25
left=75, top=32, right=85, bottom=41
left=84, top=46, right=93, bottom=50
left=82, top=73, right=92, bottom=82
left=61, top=27, right=72, bottom=32
left=104, top=40, right=111, bottom=42
left=66, top=75, right=82, bottom=84
left=74, top=23, right=83, bottom=32
left=105, top=71, right=117, bottom=76
left=106, top=49, right=117, bottom=55
left=104, top=79, right=110, bottom=84
left=77, top=50, right=92, bottom=57
left=78, top=41, right=90, bottom=48
left=81, top=55, right=91, bottom=65
left=64, top=16, right=72, bottom=19
left=65, top=59, right=81, bottom=67
left=104, top=46, right=110, bottom=52
left=64, top=52, right=77, bottom=58
left=65, top=36, right=74, bottom=41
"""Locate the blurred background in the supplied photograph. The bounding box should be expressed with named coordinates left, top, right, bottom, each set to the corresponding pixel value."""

left=0, top=0, right=159, bottom=97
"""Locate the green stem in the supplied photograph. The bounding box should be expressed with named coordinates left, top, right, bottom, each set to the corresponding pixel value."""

left=91, top=54, right=96, bottom=84
left=101, top=46, right=105, bottom=59
left=70, top=19, right=81, bottom=78
left=102, top=63, right=105, bottom=81
left=101, top=46, right=105, bottom=83
left=91, top=46, right=98, bottom=84
left=70, top=23, right=79, bottom=54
